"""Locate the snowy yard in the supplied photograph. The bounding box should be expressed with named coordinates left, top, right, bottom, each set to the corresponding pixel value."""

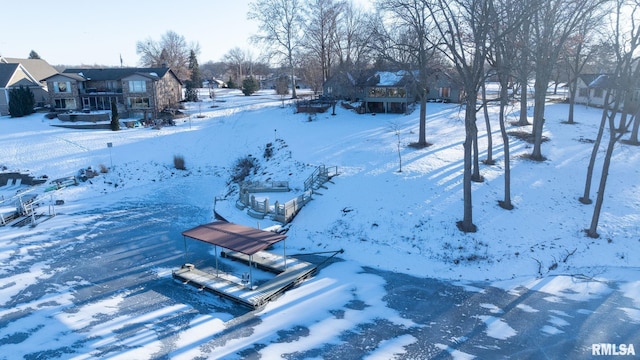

left=0, top=88, right=638, bottom=359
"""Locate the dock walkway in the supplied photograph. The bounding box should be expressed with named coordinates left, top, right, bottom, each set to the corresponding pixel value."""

left=173, top=252, right=317, bottom=309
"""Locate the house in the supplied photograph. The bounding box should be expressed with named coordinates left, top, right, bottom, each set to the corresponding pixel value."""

left=323, top=70, right=415, bottom=113
left=572, top=73, right=640, bottom=110
left=573, top=74, right=607, bottom=107
left=424, top=69, right=463, bottom=103
left=44, top=67, right=183, bottom=120
left=204, top=79, right=225, bottom=89
left=0, top=56, right=58, bottom=115
left=323, top=68, right=461, bottom=114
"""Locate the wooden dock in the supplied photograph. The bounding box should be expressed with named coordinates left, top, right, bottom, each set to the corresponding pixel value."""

left=172, top=252, right=317, bottom=309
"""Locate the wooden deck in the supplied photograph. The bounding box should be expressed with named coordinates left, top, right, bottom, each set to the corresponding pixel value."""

left=172, top=252, right=317, bottom=309
left=221, top=250, right=300, bottom=274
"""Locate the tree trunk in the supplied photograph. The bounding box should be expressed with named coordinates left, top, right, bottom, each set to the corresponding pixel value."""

left=289, top=53, right=297, bottom=99
left=472, top=119, right=483, bottom=182
left=498, top=76, right=513, bottom=210
left=530, top=76, right=548, bottom=161
left=458, top=98, right=478, bottom=233
left=587, top=106, right=628, bottom=237
left=418, top=93, right=428, bottom=146
left=567, top=77, right=578, bottom=124
left=627, top=110, right=640, bottom=144
left=517, top=77, right=530, bottom=126
left=580, top=89, right=614, bottom=204
left=481, top=81, right=495, bottom=165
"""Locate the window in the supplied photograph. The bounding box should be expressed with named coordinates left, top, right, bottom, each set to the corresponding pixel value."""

left=594, top=88, right=603, bottom=98
left=578, top=88, right=589, bottom=97
left=129, top=81, right=146, bottom=93
left=54, top=98, right=76, bottom=109
left=54, top=81, right=71, bottom=93
left=129, top=97, right=150, bottom=108
left=106, top=81, right=118, bottom=90
left=368, top=87, right=386, bottom=97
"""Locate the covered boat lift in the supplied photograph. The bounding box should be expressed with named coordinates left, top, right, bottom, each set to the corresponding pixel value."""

left=173, top=221, right=317, bottom=309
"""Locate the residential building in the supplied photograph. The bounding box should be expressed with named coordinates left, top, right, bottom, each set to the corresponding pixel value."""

left=323, top=68, right=461, bottom=114
left=0, top=56, right=58, bottom=115
left=44, top=67, right=182, bottom=120
left=572, top=73, right=640, bottom=110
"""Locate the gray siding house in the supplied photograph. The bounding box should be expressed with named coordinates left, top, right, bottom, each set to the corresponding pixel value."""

left=572, top=73, right=640, bottom=111
left=45, top=67, right=183, bottom=119
left=0, top=57, right=58, bottom=115
left=323, top=68, right=461, bottom=114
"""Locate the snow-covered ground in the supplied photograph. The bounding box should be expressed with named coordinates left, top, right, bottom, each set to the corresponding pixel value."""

left=0, top=88, right=638, bottom=359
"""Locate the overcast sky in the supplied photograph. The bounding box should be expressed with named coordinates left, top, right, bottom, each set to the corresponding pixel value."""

left=1, top=0, right=259, bottom=66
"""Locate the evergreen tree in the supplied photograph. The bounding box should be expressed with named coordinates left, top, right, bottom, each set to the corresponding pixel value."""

left=242, top=76, right=260, bottom=96
left=188, top=50, right=201, bottom=87
left=8, top=86, right=35, bottom=117
left=28, top=50, right=41, bottom=59
left=110, top=100, right=120, bottom=131
left=227, top=77, right=237, bottom=89
left=184, top=80, right=199, bottom=102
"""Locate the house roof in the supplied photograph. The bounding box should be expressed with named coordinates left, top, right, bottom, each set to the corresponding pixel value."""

left=0, top=63, right=20, bottom=87
left=0, top=63, right=40, bottom=88
left=1, top=57, right=58, bottom=82
left=182, top=221, right=287, bottom=256
left=579, top=74, right=606, bottom=87
left=62, top=67, right=173, bottom=82
left=351, top=70, right=416, bottom=87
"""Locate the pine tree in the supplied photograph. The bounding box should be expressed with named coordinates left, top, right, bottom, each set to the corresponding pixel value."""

left=28, top=50, right=41, bottom=59
left=184, top=81, right=198, bottom=102
left=227, top=77, right=237, bottom=89
left=242, top=76, right=259, bottom=96
left=110, top=100, right=120, bottom=131
left=188, top=50, right=201, bottom=88
left=8, top=86, right=35, bottom=117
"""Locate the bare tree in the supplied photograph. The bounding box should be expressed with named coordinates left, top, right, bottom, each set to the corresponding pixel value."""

left=136, top=30, right=199, bottom=80
left=376, top=0, right=437, bottom=147
left=225, top=47, right=248, bottom=86
left=249, top=0, right=304, bottom=99
left=303, top=0, right=343, bottom=83
left=564, top=27, right=601, bottom=124
left=529, top=0, right=607, bottom=161
left=297, top=52, right=325, bottom=94
left=584, top=0, right=640, bottom=237
left=486, top=0, right=534, bottom=210
left=513, top=6, right=534, bottom=127
left=334, top=1, right=375, bottom=69
left=426, top=0, right=494, bottom=232
left=389, top=122, right=404, bottom=172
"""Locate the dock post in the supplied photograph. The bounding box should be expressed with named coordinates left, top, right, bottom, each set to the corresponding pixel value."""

left=249, top=255, right=254, bottom=288
left=183, top=236, right=188, bottom=264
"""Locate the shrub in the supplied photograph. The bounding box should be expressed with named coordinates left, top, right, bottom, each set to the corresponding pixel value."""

left=242, top=76, right=260, bottom=96
left=110, top=100, right=120, bottom=131
left=8, top=86, right=35, bottom=117
left=99, top=164, right=109, bottom=173
left=174, top=155, right=186, bottom=170
left=231, top=156, right=257, bottom=182
left=263, top=143, right=274, bottom=159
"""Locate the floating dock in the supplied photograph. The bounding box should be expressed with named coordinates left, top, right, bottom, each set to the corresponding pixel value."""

left=172, top=251, right=317, bottom=309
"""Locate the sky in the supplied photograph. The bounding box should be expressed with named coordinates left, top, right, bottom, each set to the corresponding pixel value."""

left=1, top=0, right=259, bottom=66
left=1, top=0, right=375, bottom=68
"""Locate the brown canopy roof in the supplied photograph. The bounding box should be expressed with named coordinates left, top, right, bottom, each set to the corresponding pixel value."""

left=182, top=221, right=286, bottom=255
